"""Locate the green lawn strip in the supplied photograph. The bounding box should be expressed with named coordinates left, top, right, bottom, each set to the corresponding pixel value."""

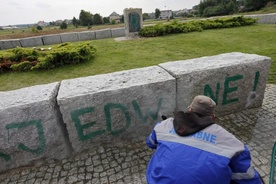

left=0, top=24, right=275, bottom=91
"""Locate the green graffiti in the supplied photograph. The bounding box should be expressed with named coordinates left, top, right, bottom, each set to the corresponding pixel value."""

left=0, top=152, right=11, bottom=161
left=5, top=120, right=46, bottom=155
left=132, top=98, right=163, bottom=124
left=204, top=83, right=220, bottom=104
left=223, top=74, right=243, bottom=105
left=253, top=71, right=260, bottom=91
left=129, top=12, right=140, bottom=32
left=71, top=107, right=105, bottom=141
left=104, top=103, right=131, bottom=136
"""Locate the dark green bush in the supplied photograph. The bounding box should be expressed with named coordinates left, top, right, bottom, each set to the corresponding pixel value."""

left=139, top=16, right=257, bottom=37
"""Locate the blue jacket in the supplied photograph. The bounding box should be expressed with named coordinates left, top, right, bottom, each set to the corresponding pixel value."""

left=146, top=117, right=262, bottom=184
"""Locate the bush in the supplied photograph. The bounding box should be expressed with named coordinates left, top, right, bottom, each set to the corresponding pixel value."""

left=36, top=26, right=43, bottom=30
left=60, top=21, right=68, bottom=29
left=0, top=42, right=97, bottom=73
left=10, top=61, right=33, bottom=71
left=139, top=16, right=257, bottom=37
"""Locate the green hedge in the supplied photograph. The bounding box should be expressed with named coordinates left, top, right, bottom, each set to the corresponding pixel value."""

left=0, top=42, right=97, bottom=73
left=139, top=16, right=257, bottom=37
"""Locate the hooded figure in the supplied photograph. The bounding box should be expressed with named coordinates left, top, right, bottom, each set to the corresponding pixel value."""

left=146, top=95, right=262, bottom=184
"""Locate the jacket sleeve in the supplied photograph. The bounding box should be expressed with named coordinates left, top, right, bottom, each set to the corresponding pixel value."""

left=146, top=130, right=158, bottom=149
left=229, top=145, right=262, bottom=184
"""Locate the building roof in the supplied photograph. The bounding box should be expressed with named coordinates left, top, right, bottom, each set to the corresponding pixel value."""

left=109, top=12, right=120, bottom=17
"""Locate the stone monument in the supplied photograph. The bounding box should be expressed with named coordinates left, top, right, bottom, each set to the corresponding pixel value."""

left=123, top=8, right=143, bottom=37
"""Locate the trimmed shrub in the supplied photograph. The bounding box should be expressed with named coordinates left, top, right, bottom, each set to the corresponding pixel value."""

left=139, top=16, right=257, bottom=37
left=11, top=61, right=33, bottom=71
left=0, top=42, right=97, bottom=73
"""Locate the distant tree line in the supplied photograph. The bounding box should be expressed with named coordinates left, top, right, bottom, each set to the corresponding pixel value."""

left=71, top=10, right=125, bottom=28
left=198, top=0, right=276, bottom=17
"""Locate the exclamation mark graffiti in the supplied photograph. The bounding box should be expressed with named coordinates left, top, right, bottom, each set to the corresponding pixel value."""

left=253, top=71, right=260, bottom=92
left=246, top=71, right=260, bottom=108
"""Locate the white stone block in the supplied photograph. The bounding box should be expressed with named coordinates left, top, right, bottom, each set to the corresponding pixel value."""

left=57, top=66, right=176, bottom=152
left=159, top=52, right=271, bottom=115
left=0, top=82, right=70, bottom=172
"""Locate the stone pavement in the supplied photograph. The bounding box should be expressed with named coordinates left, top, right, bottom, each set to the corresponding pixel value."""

left=0, top=84, right=275, bottom=184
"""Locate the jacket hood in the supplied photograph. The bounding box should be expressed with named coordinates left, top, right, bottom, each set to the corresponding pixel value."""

left=173, top=111, right=214, bottom=136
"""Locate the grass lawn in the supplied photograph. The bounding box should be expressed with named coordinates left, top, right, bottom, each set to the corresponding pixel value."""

left=0, top=24, right=275, bottom=91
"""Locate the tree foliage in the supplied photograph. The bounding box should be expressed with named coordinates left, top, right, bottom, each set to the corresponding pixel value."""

left=36, top=26, right=43, bottom=30
left=72, top=17, right=78, bottom=28
left=198, top=0, right=239, bottom=17
left=155, top=8, right=161, bottom=19
left=93, top=13, right=103, bottom=25
left=198, top=0, right=272, bottom=16
left=143, top=13, right=150, bottom=20
left=244, top=0, right=269, bottom=11
left=79, top=10, right=93, bottom=26
left=103, top=17, right=110, bottom=24
left=60, top=21, right=68, bottom=29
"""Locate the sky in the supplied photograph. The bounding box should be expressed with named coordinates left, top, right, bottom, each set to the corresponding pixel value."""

left=0, top=0, right=201, bottom=26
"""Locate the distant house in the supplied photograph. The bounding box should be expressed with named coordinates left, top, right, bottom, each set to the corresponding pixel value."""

left=64, top=19, right=72, bottom=24
left=55, top=20, right=63, bottom=25
left=109, top=12, right=121, bottom=23
left=148, top=13, right=156, bottom=19
left=159, top=10, right=173, bottom=19
left=174, top=9, right=189, bottom=16
left=37, top=21, right=48, bottom=27
left=0, top=25, right=18, bottom=30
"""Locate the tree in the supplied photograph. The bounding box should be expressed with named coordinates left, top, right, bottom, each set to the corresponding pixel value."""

left=198, top=0, right=217, bottom=16
left=79, top=10, right=93, bottom=26
left=103, top=17, right=110, bottom=24
left=36, top=26, right=42, bottom=30
left=143, top=13, right=150, bottom=20
left=60, top=21, right=67, bottom=29
left=93, top=13, right=103, bottom=25
left=245, top=0, right=268, bottom=11
left=72, top=17, right=78, bottom=28
left=198, top=0, right=239, bottom=17
left=155, top=8, right=161, bottom=19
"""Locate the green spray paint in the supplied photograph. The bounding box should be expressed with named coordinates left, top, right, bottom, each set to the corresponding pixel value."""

left=223, top=74, right=243, bottom=105
left=5, top=120, right=46, bottom=155
left=0, top=152, right=11, bottom=161
left=71, top=107, right=105, bottom=141
left=204, top=83, right=220, bottom=104
left=132, top=98, right=163, bottom=124
left=104, top=103, right=131, bottom=136
left=253, top=71, right=260, bottom=92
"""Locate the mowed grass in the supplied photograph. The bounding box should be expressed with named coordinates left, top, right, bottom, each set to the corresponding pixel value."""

left=0, top=24, right=275, bottom=91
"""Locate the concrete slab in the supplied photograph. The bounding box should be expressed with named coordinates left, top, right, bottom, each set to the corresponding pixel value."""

left=60, top=32, right=79, bottom=43
left=95, top=29, right=111, bottom=39
left=245, top=13, right=276, bottom=24
left=19, top=37, right=43, bottom=48
left=57, top=66, right=176, bottom=152
left=159, top=52, right=271, bottom=115
left=78, top=31, right=96, bottom=41
left=0, top=39, right=21, bottom=50
left=0, top=82, right=70, bottom=172
left=42, top=34, right=62, bottom=45
left=111, top=27, right=126, bottom=38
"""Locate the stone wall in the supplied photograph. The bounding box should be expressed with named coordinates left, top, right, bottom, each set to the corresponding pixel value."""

left=0, top=28, right=125, bottom=50
left=245, top=13, right=276, bottom=24
left=0, top=52, right=271, bottom=172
